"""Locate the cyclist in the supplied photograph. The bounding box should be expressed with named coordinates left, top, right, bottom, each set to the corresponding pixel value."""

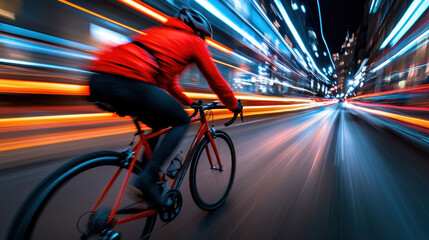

left=88, top=7, right=242, bottom=207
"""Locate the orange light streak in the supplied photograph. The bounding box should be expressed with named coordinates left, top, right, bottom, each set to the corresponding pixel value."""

left=0, top=79, right=88, bottom=95
left=1, top=79, right=317, bottom=103
left=184, top=92, right=314, bottom=103
left=206, top=39, right=233, bottom=54
left=237, top=95, right=313, bottom=103
left=350, top=84, right=429, bottom=100
left=0, top=113, right=115, bottom=128
left=0, top=125, right=140, bottom=152
left=351, top=104, right=429, bottom=129
left=0, top=102, right=336, bottom=151
left=118, top=0, right=169, bottom=23
left=0, top=118, right=129, bottom=133
left=57, top=0, right=145, bottom=35
left=0, top=103, right=327, bottom=128
left=244, top=104, right=311, bottom=109
left=350, top=101, right=429, bottom=112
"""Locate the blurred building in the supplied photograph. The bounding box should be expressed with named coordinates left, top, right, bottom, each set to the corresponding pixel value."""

left=332, top=31, right=357, bottom=95
left=0, top=0, right=342, bottom=106
left=353, top=0, right=429, bottom=99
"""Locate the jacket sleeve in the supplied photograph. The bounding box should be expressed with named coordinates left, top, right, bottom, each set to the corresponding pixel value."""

left=166, top=76, right=194, bottom=106
left=193, top=40, right=238, bottom=112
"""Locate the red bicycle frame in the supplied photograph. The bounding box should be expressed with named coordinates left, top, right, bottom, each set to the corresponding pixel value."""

left=90, top=110, right=223, bottom=225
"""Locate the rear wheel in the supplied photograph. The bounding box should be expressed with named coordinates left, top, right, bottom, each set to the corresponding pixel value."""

left=189, top=130, right=236, bottom=210
left=8, top=151, right=157, bottom=240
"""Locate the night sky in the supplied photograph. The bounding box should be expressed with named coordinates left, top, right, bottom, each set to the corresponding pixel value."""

left=317, top=0, right=367, bottom=54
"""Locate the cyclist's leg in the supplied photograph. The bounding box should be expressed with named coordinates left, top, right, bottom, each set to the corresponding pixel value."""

left=91, top=73, right=160, bottom=163
left=132, top=86, right=190, bottom=207
left=89, top=72, right=189, bottom=206
left=90, top=72, right=190, bottom=164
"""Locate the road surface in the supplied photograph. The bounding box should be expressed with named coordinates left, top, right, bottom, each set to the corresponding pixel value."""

left=1, top=103, right=429, bottom=240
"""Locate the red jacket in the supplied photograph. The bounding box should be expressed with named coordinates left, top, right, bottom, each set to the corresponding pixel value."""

left=89, top=18, right=238, bottom=111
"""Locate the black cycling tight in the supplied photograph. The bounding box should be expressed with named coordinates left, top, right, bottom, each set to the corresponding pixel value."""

left=89, top=72, right=190, bottom=171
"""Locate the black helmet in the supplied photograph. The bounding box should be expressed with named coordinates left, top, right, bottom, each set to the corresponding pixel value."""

left=177, top=7, right=213, bottom=39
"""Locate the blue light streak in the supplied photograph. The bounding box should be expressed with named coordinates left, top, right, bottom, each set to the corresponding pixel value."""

left=369, top=0, right=381, bottom=14
left=0, top=58, right=91, bottom=73
left=372, top=29, right=429, bottom=72
left=379, top=0, right=426, bottom=49
left=232, top=52, right=253, bottom=63
left=293, top=48, right=308, bottom=68
left=372, top=59, right=392, bottom=72
left=301, top=5, right=306, bottom=13
left=0, top=35, right=94, bottom=60
left=250, top=0, right=309, bottom=72
left=369, top=0, right=376, bottom=13
left=274, top=0, right=308, bottom=59
left=195, top=0, right=263, bottom=50
left=274, top=0, right=330, bottom=82
left=0, top=23, right=97, bottom=52
left=316, top=0, right=335, bottom=69
left=390, top=0, right=429, bottom=46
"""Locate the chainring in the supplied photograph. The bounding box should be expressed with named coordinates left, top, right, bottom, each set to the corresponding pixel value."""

left=159, top=189, right=182, bottom=222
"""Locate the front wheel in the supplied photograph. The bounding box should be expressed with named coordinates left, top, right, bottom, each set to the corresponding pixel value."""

left=8, top=151, right=156, bottom=240
left=189, top=130, right=236, bottom=211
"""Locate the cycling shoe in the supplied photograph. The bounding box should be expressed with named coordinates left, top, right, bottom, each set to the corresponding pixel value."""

left=134, top=171, right=164, bottom=208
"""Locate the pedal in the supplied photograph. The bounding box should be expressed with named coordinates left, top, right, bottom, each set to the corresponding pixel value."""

left=159, top=189, right=182, bottom=222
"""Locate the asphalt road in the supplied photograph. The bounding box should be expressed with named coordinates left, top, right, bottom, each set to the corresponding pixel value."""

left=1, top=103, right=429, bottom=240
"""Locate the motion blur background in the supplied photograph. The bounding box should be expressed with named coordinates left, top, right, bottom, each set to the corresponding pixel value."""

left=0, top=0, right=428, bottom=239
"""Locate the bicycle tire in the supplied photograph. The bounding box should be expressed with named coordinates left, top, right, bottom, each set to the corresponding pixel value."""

left=189, top=130, right=236, bottom=211
left=7, top=151, right=157, bottom=240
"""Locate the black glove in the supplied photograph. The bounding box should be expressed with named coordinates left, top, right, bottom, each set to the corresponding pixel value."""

left=233, top=99, right=243, bottom=114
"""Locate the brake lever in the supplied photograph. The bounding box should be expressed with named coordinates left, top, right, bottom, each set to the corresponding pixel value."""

left=190, top=100, right=202, bottom=119
left=224, top=112, right=238, bottom=126
left=190, top=108, right=198, bottom=118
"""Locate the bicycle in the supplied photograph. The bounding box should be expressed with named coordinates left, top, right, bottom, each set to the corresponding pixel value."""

left=8, top=100, right=243, bottom=240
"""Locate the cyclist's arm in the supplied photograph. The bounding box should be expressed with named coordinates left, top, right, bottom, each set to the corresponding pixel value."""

left=166, top=76, right=194, bottom=106
left=193, top=40, right=238, bottom=112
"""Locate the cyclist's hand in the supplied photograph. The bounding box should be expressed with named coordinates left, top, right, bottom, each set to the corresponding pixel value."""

left=191, top=100, right=202, bottom=109
left=233, top=99, right=243, bottom=114
left=224, top=99, right=243, bottom=126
